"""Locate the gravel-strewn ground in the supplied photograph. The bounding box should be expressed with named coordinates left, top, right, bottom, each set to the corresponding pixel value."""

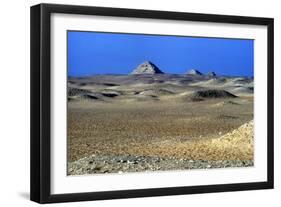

left=68, top=120, right=254, bottom=175
left=68, top=155, right=253, bottom=175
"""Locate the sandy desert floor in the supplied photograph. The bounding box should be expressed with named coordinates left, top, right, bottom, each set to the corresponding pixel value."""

left=67, top=74, right=254, bottom=175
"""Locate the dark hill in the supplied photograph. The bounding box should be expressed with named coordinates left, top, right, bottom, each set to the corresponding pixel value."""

left=191, top=89, right=237, bottom=99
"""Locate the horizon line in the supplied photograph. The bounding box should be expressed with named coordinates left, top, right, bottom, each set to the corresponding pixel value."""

left=68, top=73, right=254, bottom=78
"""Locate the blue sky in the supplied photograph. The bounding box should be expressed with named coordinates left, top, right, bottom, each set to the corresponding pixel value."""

left=68, top=31, right=254, bottom=77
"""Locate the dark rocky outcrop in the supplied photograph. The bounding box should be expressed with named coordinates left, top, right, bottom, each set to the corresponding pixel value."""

left=191, top=89, right=237, bottom=99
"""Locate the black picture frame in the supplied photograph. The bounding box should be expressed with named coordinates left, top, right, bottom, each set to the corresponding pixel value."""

left=30, top=3, right=274, bottom=204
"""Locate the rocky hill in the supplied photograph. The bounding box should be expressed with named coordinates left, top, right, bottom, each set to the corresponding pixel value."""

left=186, top=69, right=202, bottom=75
left=130, top=61, right=164, bottom=74
left=207, top=71, right=216, bottom=77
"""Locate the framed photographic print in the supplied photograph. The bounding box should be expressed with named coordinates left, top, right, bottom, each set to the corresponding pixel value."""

left=30, top=3, right=274, bottom=203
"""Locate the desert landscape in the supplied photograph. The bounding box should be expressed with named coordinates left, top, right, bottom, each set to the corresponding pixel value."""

left=67, top=61, right=254, bottom=175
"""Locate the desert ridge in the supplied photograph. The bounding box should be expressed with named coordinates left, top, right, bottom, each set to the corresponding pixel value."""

left=68, top=61, right=253, bottom=103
